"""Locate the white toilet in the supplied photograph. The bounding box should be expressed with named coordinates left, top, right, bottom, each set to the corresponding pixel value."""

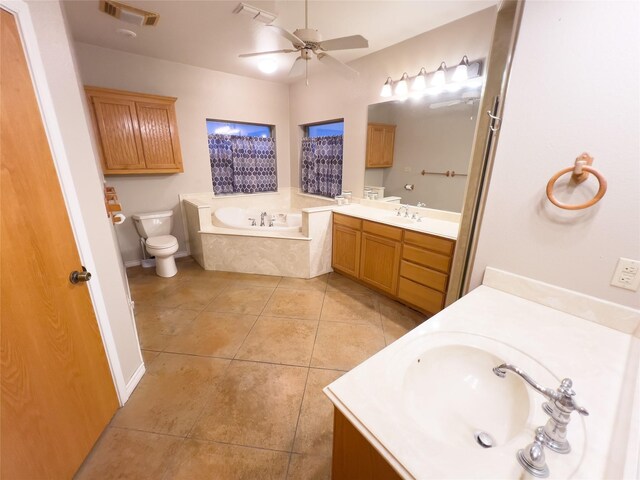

left=132, top=210, right=179, bottom=278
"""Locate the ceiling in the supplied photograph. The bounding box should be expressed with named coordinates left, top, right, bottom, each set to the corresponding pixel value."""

left=62, top=1, right=496, bottom=83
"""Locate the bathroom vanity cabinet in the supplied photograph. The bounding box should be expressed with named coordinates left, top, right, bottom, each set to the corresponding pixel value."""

left=85, top=87, right=183, bottom=175
left=332, top=213, right=454, bottom=315
left=332, top=409, right=402, bottom=480
left=365, top=123, right=396, bottom=168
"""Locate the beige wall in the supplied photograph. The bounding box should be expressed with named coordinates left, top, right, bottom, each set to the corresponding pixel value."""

left=24, top=1, right=142, bottom=385
left=288, top=7, right=497, bottom=198
left=470, top=1, right=640, bottom=309
left=74, top=43, right=291, bottom=263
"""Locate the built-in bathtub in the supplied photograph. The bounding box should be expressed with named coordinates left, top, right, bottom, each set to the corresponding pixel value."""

left=180, top=189, right=335, bottom=278
left=212, top=206, right=302, bottom=233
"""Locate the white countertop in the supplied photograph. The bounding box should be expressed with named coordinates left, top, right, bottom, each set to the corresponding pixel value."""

left=324, top=268, right=640, bottom=479
left=332, top=204, right=460, bottom=240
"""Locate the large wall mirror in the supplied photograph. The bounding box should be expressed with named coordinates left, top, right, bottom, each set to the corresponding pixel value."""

left=364, top=82, right=482, bottom=212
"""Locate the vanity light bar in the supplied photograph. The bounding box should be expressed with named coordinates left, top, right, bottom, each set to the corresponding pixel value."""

left=380, top=57, right=483, bottom=98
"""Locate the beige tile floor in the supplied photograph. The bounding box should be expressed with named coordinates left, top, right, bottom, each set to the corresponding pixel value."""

left=75, top=257, right=426, bottom=480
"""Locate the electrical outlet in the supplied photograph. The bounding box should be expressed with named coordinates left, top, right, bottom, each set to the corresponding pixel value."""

left=610, top=258, right=640, bottom=291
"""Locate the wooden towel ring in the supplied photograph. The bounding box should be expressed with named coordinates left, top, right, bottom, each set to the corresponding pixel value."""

left=546, top=154, right=607, bottom=210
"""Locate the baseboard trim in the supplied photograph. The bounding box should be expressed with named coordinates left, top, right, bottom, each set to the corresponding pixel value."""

left=122, top=361, right=146, bottom=405
left=124, top=250, right=189, bottom=268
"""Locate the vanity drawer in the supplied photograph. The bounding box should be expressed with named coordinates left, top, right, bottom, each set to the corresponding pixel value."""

left=333, top=213, right=362, bottom=230
left=404, top=230, right=454, bottom=256
left=363, top=220, right=403, bottom=241
left=400, top=260, right=448, bottom=293
left=402, top=244, right=451, bottom=273
left=397, top=277, right=445, bottom=314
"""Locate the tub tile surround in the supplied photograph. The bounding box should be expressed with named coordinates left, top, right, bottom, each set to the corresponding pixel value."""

left=324, top=268, right=640, bottom=479
left=76, top=257, right=425, bottom=479
left=181, top=188, right=335, bottom=278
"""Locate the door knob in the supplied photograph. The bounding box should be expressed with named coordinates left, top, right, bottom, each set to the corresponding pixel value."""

left=69, top=266, right=92, bottom=284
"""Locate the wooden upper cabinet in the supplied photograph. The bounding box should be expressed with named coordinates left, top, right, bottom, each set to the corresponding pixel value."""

left=86, top=87, right=184, bottom=175
left=366, top=123, right=396, bottom=168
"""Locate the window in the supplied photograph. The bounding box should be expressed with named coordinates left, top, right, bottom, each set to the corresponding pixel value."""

left=300, top=120, right=344, bottom=198
left=206, top=120, right=272, bottom=138
left=306, top=121, right=344, bottom=138
left=207, top=119, right=277, bottom=195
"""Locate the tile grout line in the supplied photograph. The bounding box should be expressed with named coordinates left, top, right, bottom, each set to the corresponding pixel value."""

left=284, top=365, right=311, bottom=479
left=285, top=279, right=328, bottom=478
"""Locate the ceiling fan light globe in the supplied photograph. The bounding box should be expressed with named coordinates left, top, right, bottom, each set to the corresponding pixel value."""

left=258, top=59, right=278, bottom=74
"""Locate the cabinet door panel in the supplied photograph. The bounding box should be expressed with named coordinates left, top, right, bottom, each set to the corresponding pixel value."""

left=92, top=98, right=145, bottom=170
left=332, top=225, right=361, bottom=278
left=359, top=233, right=401, bottom=295
left=366, top=123, right=395, bottom=168
left=136, top=102, right=182, bottom=170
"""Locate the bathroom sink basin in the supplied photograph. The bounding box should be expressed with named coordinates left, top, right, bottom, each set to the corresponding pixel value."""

left=381, top=331, right=572, bottom=456
left=403, top=344, right=530, bottom=449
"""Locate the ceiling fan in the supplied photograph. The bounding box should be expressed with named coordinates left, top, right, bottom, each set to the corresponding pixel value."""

left=238, top=0, right=369, bottom=81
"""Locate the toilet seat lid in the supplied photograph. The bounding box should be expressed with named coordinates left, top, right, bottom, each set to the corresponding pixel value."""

left=146, top=235, right=177, bottom=249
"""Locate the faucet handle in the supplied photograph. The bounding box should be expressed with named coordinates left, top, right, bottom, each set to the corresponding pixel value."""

left=517, top=426, right=550, bottom=478
left=551, top=378, right=589, bottom=416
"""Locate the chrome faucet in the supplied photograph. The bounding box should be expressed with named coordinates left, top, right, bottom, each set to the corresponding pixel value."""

left=260, top=211, right=267, bottom=226
left=248, top=217, right=257, bottom=226
left=493, top=363, right=589, bottom=477
left=268, top=215, right=275, bottom=227
left=417, top=202, right=426, bottom=207
left=396, top=205, right=410, bottom=217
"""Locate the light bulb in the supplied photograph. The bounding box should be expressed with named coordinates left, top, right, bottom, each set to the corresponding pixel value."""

left=452, top=55, right=469, bottom=82
left=395, top=72, right=409, bottom=96
left=412, top=67, right=427, bottom=91
left=380, top=77, right=392, bottom=97
left=258, top=59, right=277, bottom=74
left=431, top=62, right=447, bottom=87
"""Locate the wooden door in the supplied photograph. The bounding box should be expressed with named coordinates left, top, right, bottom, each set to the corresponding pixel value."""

left=92, top=96, right=146, bottom=170
left=359, top=233, right=401, bottom=295
left=1, top=10, right=119, bottom=479
left=136, top=102, right=183, bottom=170
left=332, top=224, right=361, bottom=278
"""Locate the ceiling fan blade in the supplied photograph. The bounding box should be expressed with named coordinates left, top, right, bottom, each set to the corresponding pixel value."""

left=316, top=53, right=358, bottom=79
left=239, top=49, right=297, bottom=58
left=289, top=56, right=306, bottom=77
left=318, top=35, right=369, bottom=51
left=266, top=25, right=305, bottom=48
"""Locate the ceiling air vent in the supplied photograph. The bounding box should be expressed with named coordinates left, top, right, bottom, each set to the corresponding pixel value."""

left=99, top=1, right=160, bottom=27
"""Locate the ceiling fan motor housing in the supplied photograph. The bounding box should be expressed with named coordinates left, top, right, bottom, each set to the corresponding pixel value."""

left=294, top=28, right=322, bottom=44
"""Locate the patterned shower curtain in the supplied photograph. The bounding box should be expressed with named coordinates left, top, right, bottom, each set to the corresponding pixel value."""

left=300, top=134, right=343, bottom=198
left=209, top=134, right=277, bottom=194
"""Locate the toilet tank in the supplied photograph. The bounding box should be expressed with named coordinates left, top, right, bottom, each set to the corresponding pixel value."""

left=131, top=210, right=174, bottom=239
